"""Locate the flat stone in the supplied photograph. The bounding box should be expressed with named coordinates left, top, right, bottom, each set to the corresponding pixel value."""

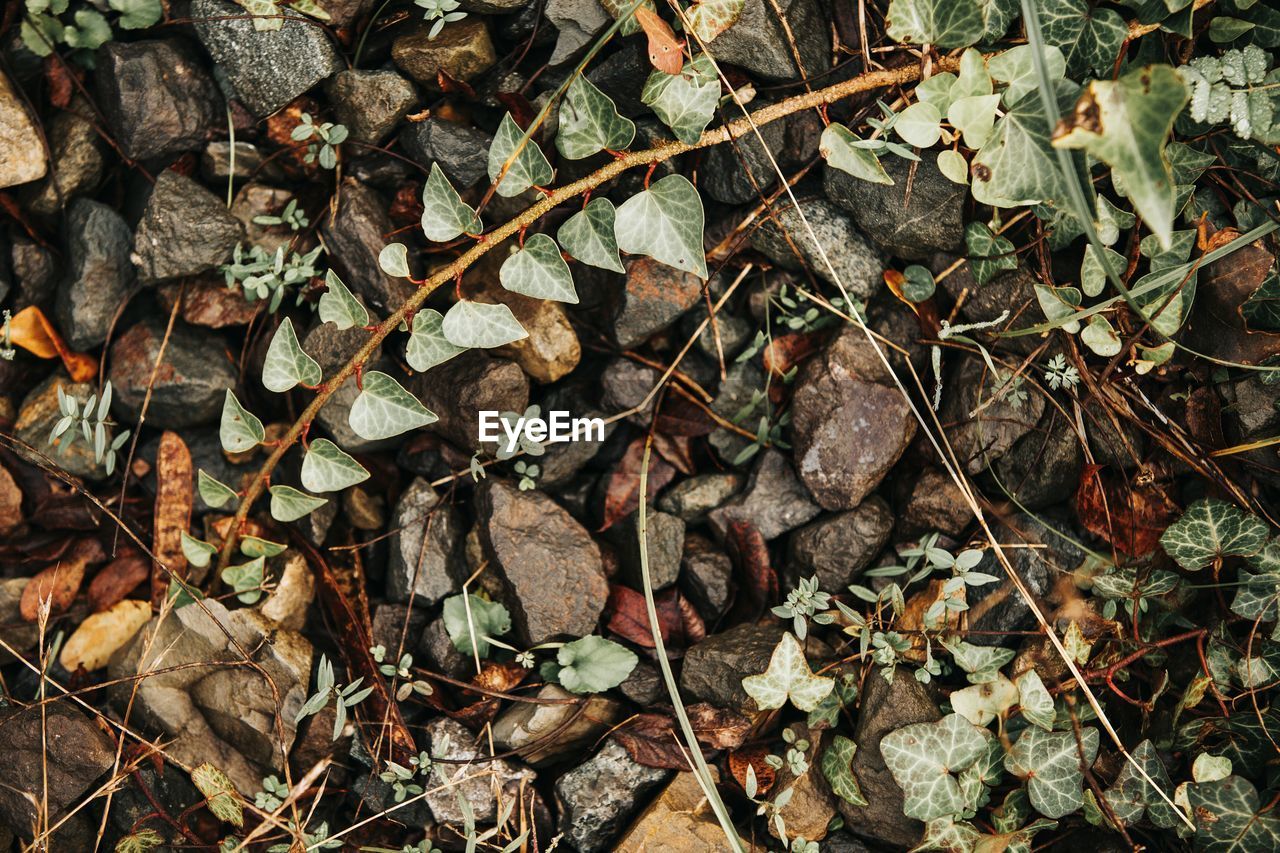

left=493, top=684, right=622, bottom=766
left=107, top=318, right=238, bottom=430
left=615, top=768, right=744, bottom=851
left=824, top=154, right=966, bottom=260
left=325, top=69, right=419, bottom=145
left=15, top=374, right=112, bottom=480
left=399, top=117, right=493, bottom=188
left=787, top=497, right=893, bottom=591
left=751, top=199, right=883, bottom=298
left=616, top=509, right=685, bottom=590
left=898, top=467, right=971, bottom=537
left=555, top=739, right=672, bottom=852
left=423, top=717, right=535, bottom=823
left=385, top=477, right=464, bottom=606
left=321, top=178, right=414, bottom=315
left=55, top=198, right=136, bottom=350
left=392, top=19, right=497, bottom=88
left=710, top=0, right=828, bottom=81
left=25, top=105, right=103, bottom=215
left=612, top=258, right=704, bottom=349
left=657, top=473, right=743, bottom=523
left=132, top=170, right=243, bottom=284
left=679, top=622, right=785, bottom=710
left=680, top=533, right=733, bottom=619
left=708, top=449, right=821, bottom=542
left=410, top=350, right=529, bottom=451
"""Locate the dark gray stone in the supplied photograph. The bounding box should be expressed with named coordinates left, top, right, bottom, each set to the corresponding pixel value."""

left=708, top=449, right=821, bottom=541
left=824, top=154, right=966, bottom=260
left=325, top=69, right=419, bottom=145
left=386, top=478, right=464, bottom=606
left=422, top=717, right=535, bottom=824
left=680, top=533, right=733, bottom=619
left=55, top=198, right=136, bottom=350
left=898, top=467, right=971, bottom=537
left=370, top=602, right=428, bottom=659
left=709, top=0, right=829, bottom=82
left=751, top=199, right=883, bottom=298
left=399, top=117, right=493, bottom=188
left=658, top=473, right=744, bottom=523
left=612, top=258, right=704, bottom=349
left=320, top=178, right=414, bottom=316
left=11, top=234, right=57, bottom=308
left=679, top=622, right=786, bottom=709
left=26, top=105, right=104, bottom=216
left=600, top=357, right=659, bottom=425
left=422, top=614, right=471, bottom=679
left=132, top=170, right=243, bottom=284
left=936, top=258, right=1043, bottom=354
left=616, top=509, right=685, bottom=590
left=708, top=360, right=764, bottom=464
left=107, top=319, right=238, bottom=429
left=619, top=659, right=663, bottom=705
left=545, top=0, right=609, bottom=65
left=410, top=350, right=529, bottom=451
left=942, top=354, right=1045, bottom=475
left=993, top=409, right=1084, bottom=509
left=787, top=497, right=893, bottom=591
left=555, top=739, right=672, bottom=852
left=703, top=119, right=784, bottom=205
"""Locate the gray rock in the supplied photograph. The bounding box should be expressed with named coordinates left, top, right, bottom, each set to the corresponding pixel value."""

left=1082, top=395, right=1146, bottom=471
left=1220, top=376, right=1280, bottom=485
left=132, top=170, right=243, bottom=284
left=790, top=328, right=916, bottom=509
left=201, top=141, right=284, bottom=184
left=680, top=533, right=733, bottom=619
left=25, top=105, right=104, bottom=216
left=423, top=717, right=535, bottom=823
left=822, top=832, right=874, bottom=853
left=95, top=39, right=221, bottom=162
left=612, top=258, right=704, bottom=349
left=422, top=614, right=471, bottom=678
left=679, top=622, right=786, bottom=709
left=708, top=360, right=764, bottom=464
left=493, top=684, right=622, bottom=766
left=107, top=319, right=239, bottom=429
left=325, top=69, right=419, bottom=145
left=399, top=117, right=493, bottom=188
left=555, top=739, right=672, bottom=852
left=616, top=509, right=685, bottom=590
left=545, top=0, right=610, bottom=66
left=898, top=466, right=971, bottom=537
left=769, top=723, right=837, bottom=842
left=658, top=473, right=743, bottom=523
left=321, top=178, right=414, bottom=316
left=11, top=234, right=57, bottom=308
left=600, top=357, right=659, bottom=425
left=0, top=578, right=39, bottom=663
left=55, top=198, right=136, bottom=350
left=993, top=409, right=1084, bottom=509
left=0, top=70, right=46, bottom=189
left=392, top=19, right=497, bottom=87
left=787, top=497, right=893, bottom=591
left=14, top=374, right=112, bottom=480
left=824, top=154, right=966, bottom=260
left=585, top=41, right=648, bottom=116
left=193, top=0, right=342, bottom=116
left=708, top=0, right=829, bottom=82
left=751, top=199, right=883, bottom=298
left=688, top=310, right=753, bottom=360
left=703, top=119, right=784, bottom=205
left=936, top=259, right=1043, bottom=353
left=708, top=449, right=821, bottom=542
left=386, top=477, right=464, bottom=605
left=619, top=659, right=663, bottom=705
left=476, top=480, right=608, bottom=644
left=410, top=350, right=529, bottom=451
left=942, top=355, right=1045, bottom=475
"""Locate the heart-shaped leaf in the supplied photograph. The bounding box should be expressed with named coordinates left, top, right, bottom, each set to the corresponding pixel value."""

left=1102, top=739, right=1179, bottom=829
left=821, top=735, right=869, bottom=806
left=198, top=470, right=238, bottom=509
left=885, top=0, right=985, bottom=49
left=181, top=532, right=218, bottom=568
left=269, top=485, right=327, bottom=522
left=1161, top=499, right=1268, bottom=571
left=553, top=635, right=638, bottom=694
left=1081, top=314, right=1121, bottom=356
left=349, top=371, right=438, bottom=441
left=262, top=317, right=322, bottom=393
left=300, top=438, right=370, bottom=493
left=741, top=632, right=834, bottom=712
left=949, top=94, right=1001, bottom=149
left=556, top=75, right=636, bottom=160
left=500, top=233, right=578, bottom=303
left=406, top=309, right=467, bottom=372
left=641, top=55, right=719, bottom=145
left=987, top=44, right=1068, bottom=108
left=442, top=300, right=528, bottom=349
left=820, top=123, right=893, bottom=185
left=558, top=197, right=624, bottom=273
left=421, top=163, right=481, bottom=242
left=894, top=100, right=943, bottom=148
left=1232, top=542, right=1280, bottom=620
left=378, top=242, right=411, bottom=278
left=950, top=674, right=1019, bottom=727
left=1188, top=775, right=1280, bottom=850
left=944, top=638, right=1015, bottom=684
left=1004, top=726, right=1099, bottom=819
left=1015, top=668, right=1055, bottom=731
left=488, top=112, right=554, bottom=197
left=220, top=390, right=265, bottom=454
left=685, top=0, right=746, bottom=41
left=318, top=270, right=369, bottom=331
left=881, top=713, right=991, bottom=821
left=614, top=173, right=707, bottom=278
left=443, top=593, right=512, bottom=658
left=240, top=535, right=286, bottom=559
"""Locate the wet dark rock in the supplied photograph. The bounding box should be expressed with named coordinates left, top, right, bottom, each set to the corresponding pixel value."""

left=476, top=479, right=608, bottom=644
left=616, top=509, right=686, bottom=590
left=493, top=684, right=622, bottom=766
left=423, top=717, right=535, bottom=823
left=26, top=106, right=104, bottom=216
left=658, top=472, right=743, bottom=523
left=399, top=117, right=493, bottom=188
left=942, top=355, right=1045, bottom=475
left=201, top=141, right=284, bottom=184
left=107, top=319, right=238, bottom=430
left=708, top=448, right=821, bottom=541
left=751, top=199, right=883, bottom=298
left=703, top=119, right=784, bottom=205
left=325, top=69, right=419, bottom=145
left=610, top=258, right=705, bottom=349
left=679, top=622, right=786, bottom=709
left=0, top=71, right=46, bottom=189
left=711, top=0, right=829, bottom=81
left=15, top=374, right=112, bottom=480
left=410, top=350, right=529, bottom=451
left=787, top=497, right=893, bottom=591
left=55, top=198, right=136, bottom=350
left=95, top=39, right=221, bottom=162
left=993, top=409, right=1084, bottom=509
left=824, top=154, right=966, bottom=260
left=193, top=0, right=342, bottom=116
left=545, top=0, right=610, bottom=65
left=680, top=533, right=733, bottom=618
left=898, top=467, right=971, bottom=537
left=555, top=739, right=672, bottom=852
left=422, top=614, right=471, bottom=679
left=320, top=178, right=414, bottom=316
left=392, top=19, right=497, bottom=88
left=386, top=477, right=464, bottom=606
left=791, top=328, right=916, bottom=509
left=132, top=170, right=243, bottom=284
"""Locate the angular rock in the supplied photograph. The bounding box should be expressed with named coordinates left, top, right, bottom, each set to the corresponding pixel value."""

left=411, top=350, right=529, bottom=451
left=0, top=578, right=39, bottom=663
left=386, top=477, right=464, bottom=605
left=708, top=449, right=821, bottom=541
left=325, top=69, right=419, bottom=145
left=107, top=319, right=238, bottom=430
left=615, top=768, right=743, bottom=851
left=770, top=724, right=837, bottom=842
left=0, top=71, right=46, bottom=189
left=491, top=291, right=581, bottom=383
left=680, top=533, right=733, bottom=619
left=555, top=739, right=672, bottom=852
left=658, top=473, right=743, bottom=523
left=55, top=198, right=136, bottom=350
left=494, top=684, right=622, bottom=766
left=95, top=39, right=221, bottom=162
left=476, top=479, right=608, bottom=644
left=26, top=105, right=104, bottom=215
left=824, top=154, right=965, bottom=260
left=399, top=117, right=493, bottom=188
left=936, top=260, right=1043, bottom=352
left=15, top=374, right=112, bottom=480
left=942, top=354, right=1045, bottom=475
left=422, top=614, right=471, bottom=678
left=600, top=357, right=659, bottom=425
left=321, top=178, right=413, bottom=315
left=157, top=279, right=263, bottom=329
left=619, top=659, right=663, bottom=705
left=616, top=509, right=685, bottom=590
left=10, top=234, right=57, bottom=309
left=679, top=622, right=785, bottom=709
left=132, top=170, right=244, bottom=284
left=193, top=0, right=342, bottom=116
left=423, top=717, right=535, bottom=823
left=612, top=258, right=704, bottom=349
left=201, top=141, right=284, bottom=185
left=708, top=0, right=828, bottom=82
left=260, top=553, right=315, bottom=631
left=703, top=119, right=784, bottom=205
left=751, top=199, right=883, bottom=298
left=787, top=497, right=893, bottom=591
left=392, top=19, right=497, bottom=88
left=898, top=466, right=971, bottom=537
left=707, top=360, right=764, bottom=464
left=993, top=408, right=1084, bottom=509
left=545, top=0, right=610, bottom=66
left=791, top=327, right=916, bottom=509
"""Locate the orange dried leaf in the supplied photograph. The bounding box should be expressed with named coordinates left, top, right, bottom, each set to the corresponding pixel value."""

left=4, top=306, right=97, bottom=381
left=635, top=7, right=684, bottom=74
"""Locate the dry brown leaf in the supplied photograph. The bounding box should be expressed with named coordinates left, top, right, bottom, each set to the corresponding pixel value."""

left=88, top=552, right=149, bottom=613
left=4, top=305, right=96, bottom=381
left=20, top=538, right=104, bottom=620
left=151, top=431, right=193, bottom=606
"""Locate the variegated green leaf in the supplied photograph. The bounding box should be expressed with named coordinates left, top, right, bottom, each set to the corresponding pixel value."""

left=556, top=75, right=635, bottom=160
left=197, top=470, right=238, bottom=509
left=820, top=123, right=893, bottom=185
left=442, top=300, right=528, bottom=349
left=349, top=371, right=437, bottom=441
left=181, top=531, right=217, bottom=568
left=641, top=55, right=719, bottom=145
left=262, top=317, right=322, bottom=393
left=1160, top=499, right=1269, bottom=571
left=421, top=163, right=481, bottom=242
left=300, top=438, right=370, bottom=493
left=269, top=485, right=327, bottom=523
left=685, top=0, right=746, bottom=41
left=488, top=112, right=554, bottom=197
left=219, top=390, right=265, bottom=454
left=1015, top=668, right=1055, bottom=731
left=740, top=632, right=834, bottom=712
left=614, top=174, right=708, bottom=278
left=1004, top=727, right=1099, bottom=819
left=821, top=735, right=869, bottom=806
left=881, top=714, right=990, bottom=821
left=500, top=233, right=578, bottom=303
left=406, top=309, right=466, bottom=372
left=318, top=270, right=369, bottom=331
left=558, top=198, right=624, bottom=273
left=191, top=763, right=244, bottom=827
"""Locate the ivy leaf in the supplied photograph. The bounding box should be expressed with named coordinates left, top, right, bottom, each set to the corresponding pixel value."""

left=1102, top=739, right=1179, bottom=829
left=488, top=112, right=554, bottom=197
left=881, top=714, right=991, bottom=821
left=987, top=45, right=1067, bottom=108
left=219, top=390, right=265, bottom=454
left=1039, top=0, right=1128, bottom=78
left=557, top=197, right=625, bottom=273
left=895, top=101, right=943, bottom=148
left=685, top=0, right=746, bottom=41
left=198, top=470, right=238, bottom=509
left=1035, top=283, right=1081, bottom=331
left=950, top=675, right=1019, bottom=727
left=556, top=75, right=636, bottom=160
left=820, top=123, right=893, bottom=185
left=1081, top=245, right=1126, bottom=297
left=1160, top=499, right=1269, bottom=571
left=949, top=94, right=1001, bottom=149
left=300, top=438, right=370, bottom=493
left=181, top=531, right=218, bottom=568
left=1004, top=727, right=1099, bottom=819
left=222, top=556, right=265, bottom=604
left=937, top=150, right=969, bottom=184
left=442, top=594, right=512, bottom=658
left=378, top=242, right=411, bottom=278
left=240, top=535, right=286, bottom=559
left=964, top=222, right=1018, bottom=286
left=914, top=819, right=982, bottom=852
left=1231, top=566, right=1280, bottom=621
left=971, top=84, right=1074, bottom=210
left=1015, top=669, right=1055, bottom=731
left=1052, top=65, right=1189, bottom=252
left=821, top=735, right=869, bottom=806
left=741, top=632, right=834, bottom=712
left=614, top=174, right=708, bottom=278
left=500, top=233, right=578, bottom=303
left=421, top=163, right=481, bottom=242
left=442, top=300, right=528, bottom=349
left=885, top=0, right=985, bottom=48
left=406, top=309, right=466, bottom=372
left=318, top=270, right=369, bottom=331
left=554, top=635, right=638, bottom=694
left=1081, top=313, right=1121, bottom=356
left=109, top=0, right=163, bottom=28
left=191, top=763, right=244, bottom=827
left=641, top=55, right=719, bottom=145
left=115, top=829, right=165, bottom=853
left=269, top=485, right=326, bottom=523
left=349, top=371, right=438, bottom=441
left=1188, top=776, right=1280, bottom=850
left=262, top=317, right=322, bottom=393
left=943, top=638, right=1015, bottom=684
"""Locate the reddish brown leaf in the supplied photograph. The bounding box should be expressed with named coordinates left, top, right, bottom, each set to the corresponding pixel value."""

left=729, top=746, right=776, bottom=795
left=495, top=92, right=536, bottom=130
left=725, top=520, right=777, bottom=618
left=763, top=332, right=821, bottom=380
left=653, top=433, right=696, bottom=475
left=615, top=713, right=693, bottom=770
left=1184, top=232, right=1280, bottom=365
left=605, top=584, right=684, bottom=648
left=389, top=183, right=424, bottom=226
left=44, top=57, right=77, bottom=109
left=654, top=395, right=716, bottom=437
left=1076, top=465, right=1180, bottom=556
left=599, top=437, right=676, bottom=531
left=635, top=7, right=684, bottom=75
left=20, top=538, right=103, bottom=620
left=151, top=431, right=193, bottom=607
left=88, top=552, right=149, bottom=612
left=677, top=593, right=705, bottom=643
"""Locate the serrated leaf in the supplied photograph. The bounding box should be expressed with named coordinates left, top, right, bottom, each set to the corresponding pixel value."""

left=821, top=735, right=868, bottom=806
left=500, top=233, right=578, bottom=303
left=442, top=300, right=528, bottom=349
left=555, top=635, right=638, bottom=694
left=1160, top=499, right=1269, bottom=571
left=556, top=75, right=636, bottom=160
left=197, top=470, right=238, bottom=509
left=181, top=531, right=218, bottom=568
left=821, top=123, right=893, bottom=185
left=557, top=197, right=625, bottom=272
left=300, top=438, right=370, bottom=493
left=885, top=0, right=985, bottom=48
left=349, top=371, right=437, bottom=441
left=318, top=270, right=369, bottom=331
left=641, top=55, right=719, bottom=145
left=1004, top=727, right=1099, bottom=819
left=1015, top=669, right=1055, bottom=731
left=614, top=173, right=708, bottom=278
left=191, top=763, right=244, bottom=827
left=882, top=714, right=990, bottom=821
left=406, top=309, right=466, bottom=372
left=378, top=242, right=410, bottom=278
left=421, top=163, right=481, bottom=242
left=219, top=390, right=265, bottom=454
left=442, top=594, right=512, bottom=658
left=741, top=632, right=834, bottom=712
left=262, top=317, right=322, bottom=393
left=269, top=485, right=327, bottom=523
left=1189, top=776, right=1280, bottom=850
left=685, top=0, right=745, bottom=41
left=488, top=112, right=554, bottom=197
